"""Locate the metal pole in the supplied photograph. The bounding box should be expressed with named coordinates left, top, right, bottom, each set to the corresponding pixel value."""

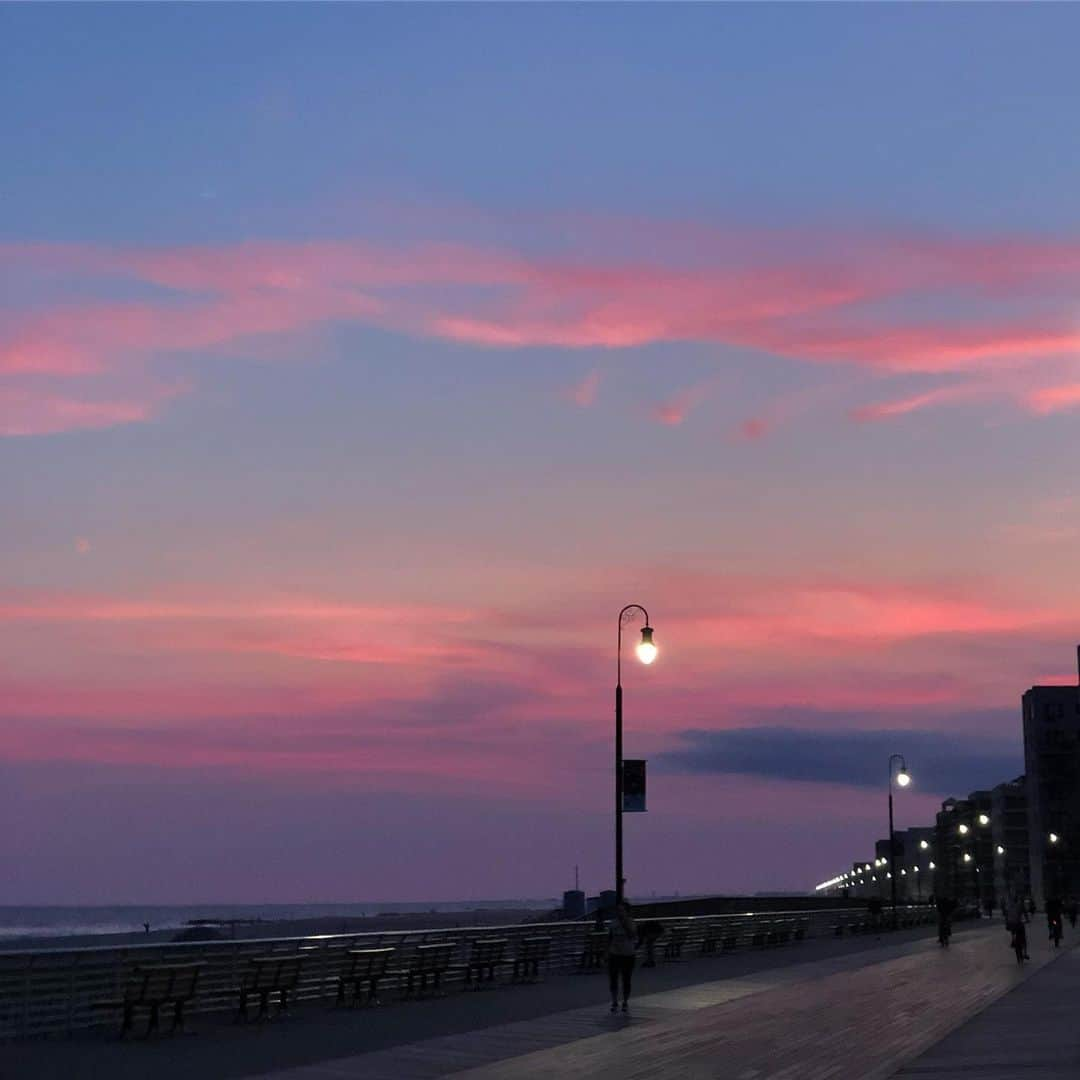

left=615, top=604, right=649, bottom=907
left=889, top=784, right=897, bottom=928
left=615, top=681, right=623, bottom=904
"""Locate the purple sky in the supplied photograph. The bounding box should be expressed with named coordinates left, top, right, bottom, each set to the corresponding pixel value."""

left=4, top=5, right=1080, bottom=903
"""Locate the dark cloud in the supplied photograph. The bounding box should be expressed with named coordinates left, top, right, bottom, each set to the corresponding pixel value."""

left=659, top=724, right=1022, bottom=795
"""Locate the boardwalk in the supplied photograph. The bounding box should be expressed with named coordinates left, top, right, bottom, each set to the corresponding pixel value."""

left=260, top=923, right=1067, bottom=1080
left=0, top=921, right=1066, bottom=1080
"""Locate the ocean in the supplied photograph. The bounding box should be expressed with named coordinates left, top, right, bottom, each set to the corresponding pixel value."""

left=0, top=901, right=555, bottom=944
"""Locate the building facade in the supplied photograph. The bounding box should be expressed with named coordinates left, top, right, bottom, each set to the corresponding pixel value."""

left=1023, top=684, right=1080, bottom=904
left=991, top=775, right=1029, bottom=905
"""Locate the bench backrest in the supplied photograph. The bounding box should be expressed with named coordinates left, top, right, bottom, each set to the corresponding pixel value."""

left=520, top=936, right=551, bottom=959
left=469, top=939, right=506, bottom=963
left=346, top=947, right=395, bottom=978
left=414, top=943, right=456, bottom=970
left=128, top=964, right=200, bottom=1004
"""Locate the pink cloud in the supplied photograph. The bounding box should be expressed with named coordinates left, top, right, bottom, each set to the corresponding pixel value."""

left=1025, top=382, right=1080, bottom=414
left=0, top=380, right=186, bottom=436
left=7, top=224, right=1080, bottom=435
left=564, top=370, right=600, bottom=407
left=849, top=385, right=982, bottom=423
left=652, top=382, right=710, bottom=426
left=734, top=416, right=769, bottom=441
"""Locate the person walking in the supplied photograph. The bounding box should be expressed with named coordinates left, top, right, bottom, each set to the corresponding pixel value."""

left=607, top=900, right=638, bottom=1013
left=1046, top=895, right=1064, bottom=947
left=1005, top=895, right=1028, bottom=961
left=1067, top=898, right=1078, bottom=929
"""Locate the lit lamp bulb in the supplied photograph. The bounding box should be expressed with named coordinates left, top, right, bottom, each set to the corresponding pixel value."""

left=919, top=840, right=929, bottom=850
left=963, top=852, right=972, bottom=863
left=996, top=845, right=1005, bottom=855
left=896, top=767, right=911, bottom=788
left=978, top=813, right=990, bottom=826
left=636, top=626, right=657, bottom=665
left=929, top=861, right=936, bottom=870
left=1050, top=832, right=1060, bottom=844
left=958, top=824, right=969, bottom=835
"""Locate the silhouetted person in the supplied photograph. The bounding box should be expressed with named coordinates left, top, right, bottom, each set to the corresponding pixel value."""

left=143, top=921, right=150, bottom=935
left=607, top=900, right=637, bottom=1013
left=935, top=895, right=956, bottom=946
left=1005, top=896, right=1028, bottom=959
left=1068, top=899, right=1078, bottom=929
left=867, top=895, right=883, bottom=932
left=639, top=919, right=664, bottom=968
left=1046, top=895, right=1063, bottom=946
left=1027, top=897, right=1037, bottom=920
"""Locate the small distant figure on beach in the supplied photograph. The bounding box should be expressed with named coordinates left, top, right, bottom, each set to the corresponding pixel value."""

left=607, top=900, right=637, bottom=1014
left=1068, top=898, right=1078, bottom=929
left=143, top=921, right=151, bottom=935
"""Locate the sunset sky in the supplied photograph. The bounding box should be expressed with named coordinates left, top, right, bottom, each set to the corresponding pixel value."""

left=5, top=5, right=1080, bottom=904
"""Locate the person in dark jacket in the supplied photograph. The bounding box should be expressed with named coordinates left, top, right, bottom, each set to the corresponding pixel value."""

left=607, top=901, right=638, bottom=1013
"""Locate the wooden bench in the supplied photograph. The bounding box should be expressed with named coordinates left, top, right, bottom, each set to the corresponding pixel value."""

left=512, top=936, right=551, bottom=982
left=93, top=962, right=202, bottom=1038
left=464, top=938, right=507, bottom=988
left=336, top=946, right=396, bottom=1007
left=663, top=924, right=688, bottom=960
left=700, top=920, right=722, bottom=954
left=235, top=954, right=304, bottom=1022
left=580, top=930, right=607, bottom=970
left=404, top=942, right=457, bottom=997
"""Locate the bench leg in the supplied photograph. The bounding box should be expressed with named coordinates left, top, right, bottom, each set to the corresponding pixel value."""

left=172, top=1000, right=186, bottom=1034
left=236, top=990, right=249, bottom=1024
left=146, top=1003, right=160, bottom=1038
left=120, top=1002, right=134, bottom=1039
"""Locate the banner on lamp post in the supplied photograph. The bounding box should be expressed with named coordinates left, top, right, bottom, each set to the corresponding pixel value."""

left=622, top=759, right=647, bottom=812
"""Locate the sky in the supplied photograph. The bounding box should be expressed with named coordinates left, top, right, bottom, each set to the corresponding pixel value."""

left=4, top=5, right=1080, bottom=905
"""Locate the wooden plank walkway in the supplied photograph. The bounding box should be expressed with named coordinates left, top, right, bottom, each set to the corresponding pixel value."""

left=895, top=943, right=1080, bottom=1079
left=254, top=924, right=1068, bottom=1080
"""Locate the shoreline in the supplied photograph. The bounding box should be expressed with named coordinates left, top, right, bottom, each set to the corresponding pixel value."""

left=0, top=907, right=554, bottom=953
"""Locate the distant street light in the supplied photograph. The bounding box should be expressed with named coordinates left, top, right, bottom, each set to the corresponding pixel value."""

left=615, top=604, right=655, bottom=904
left=978, top=814, right=990, bottom=826
left=958, top=823, right=969, bottom=835
left=919, top=840, right=930, bottom=850
left=1049, top=832, right=1060, bottom=844
left=888, top=754, right=910, bottom=928
left=997, top=845, right=1006, bottom=855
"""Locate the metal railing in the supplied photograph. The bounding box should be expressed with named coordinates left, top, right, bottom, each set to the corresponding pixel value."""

left=0, top=906, right=921, bottom=1041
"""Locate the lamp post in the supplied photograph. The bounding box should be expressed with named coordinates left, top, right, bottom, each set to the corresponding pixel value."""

left=615, top=604, right=656, bottom=905
left=888, top=754, right=910, bottom=929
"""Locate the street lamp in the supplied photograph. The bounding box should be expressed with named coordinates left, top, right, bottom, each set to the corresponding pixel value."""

left=888, top=754, right=909, bottom=929
left=958, top=823, right=969, bottom=836
left=615, top=604, right=655, bottom=904
left=978, top=814, right=990, bottom=826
